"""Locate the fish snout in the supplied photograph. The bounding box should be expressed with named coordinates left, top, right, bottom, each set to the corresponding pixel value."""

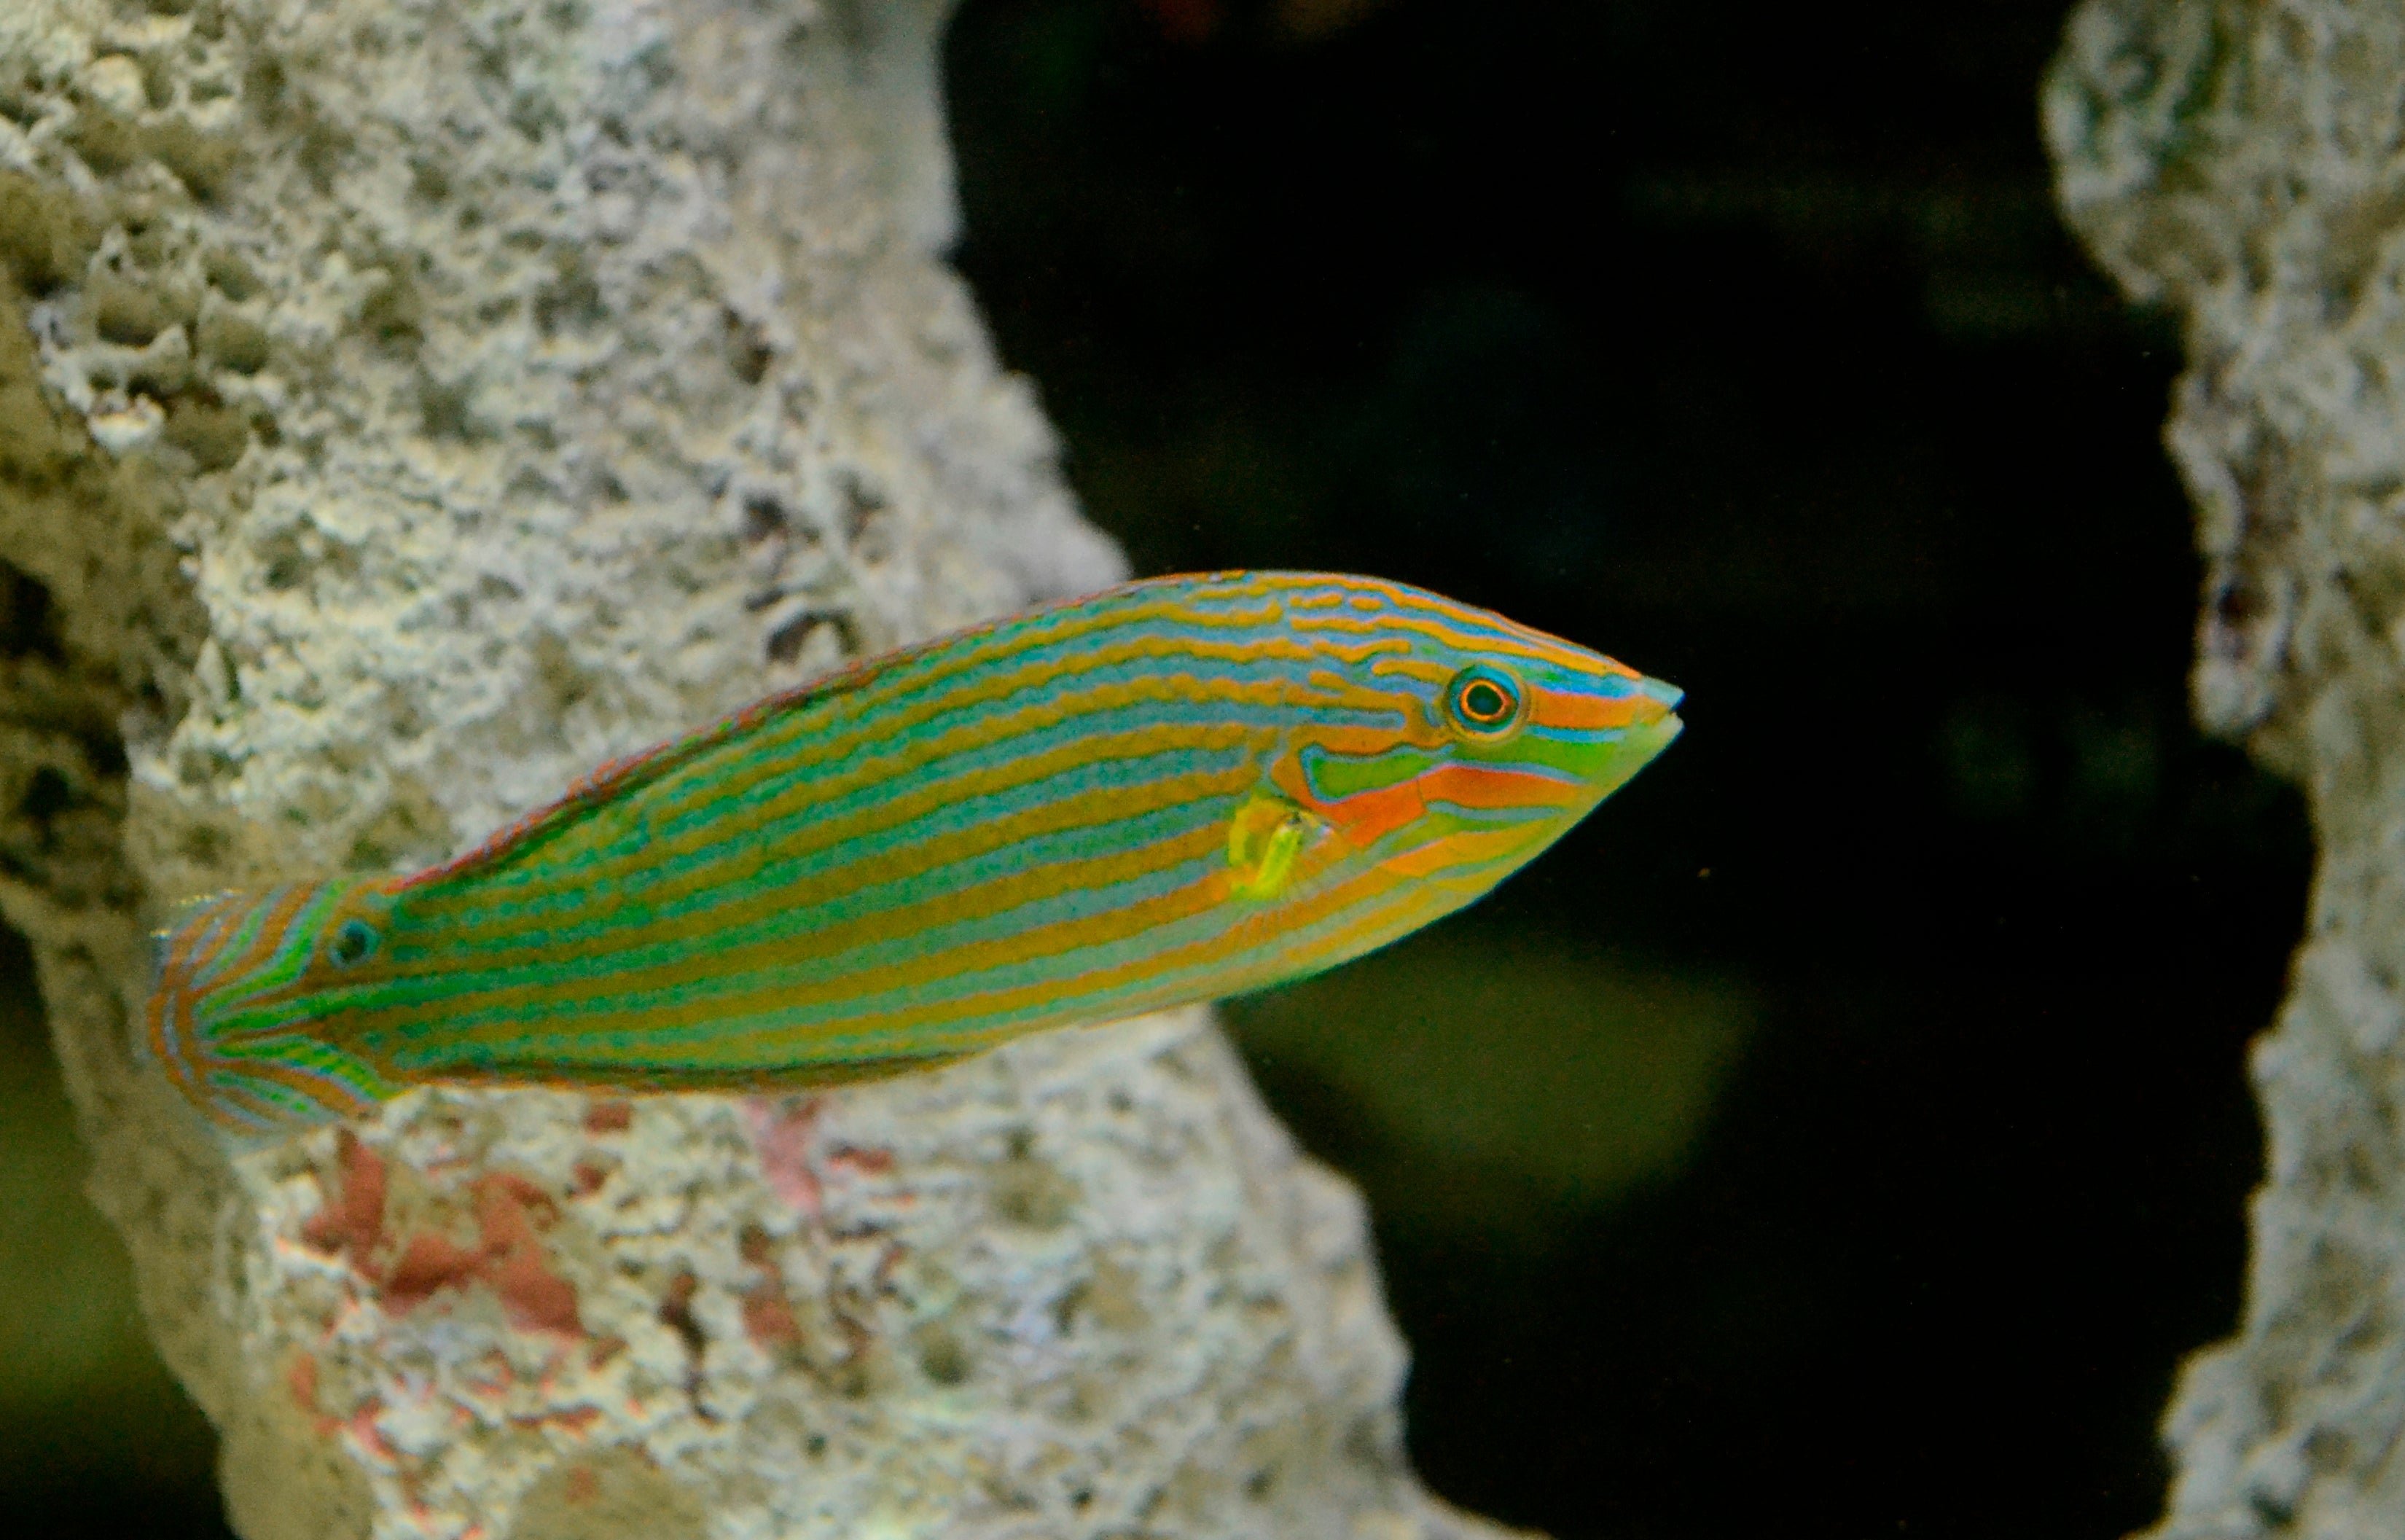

left=1531, top=667, right=1684, bottom=802
left=1632, top=673, right=1684, bottom=722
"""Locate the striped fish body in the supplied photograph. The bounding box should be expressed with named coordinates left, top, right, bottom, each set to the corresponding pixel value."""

left=149, top=571, right=1684, bottom=1139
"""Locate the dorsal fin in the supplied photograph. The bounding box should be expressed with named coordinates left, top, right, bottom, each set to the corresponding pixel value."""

left=388, top=600, right=1049, bottom=893
left=395, top=738, right=682, bottom=890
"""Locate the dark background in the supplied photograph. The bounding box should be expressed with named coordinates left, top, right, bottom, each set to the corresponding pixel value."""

left=0, top=1, right=2312, bottom=1536
left=947, top=0, right=2306, bottom=1536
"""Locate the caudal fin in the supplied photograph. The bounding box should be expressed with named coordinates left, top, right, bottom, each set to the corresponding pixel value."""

left=144, top=883, right=399, bottom=1145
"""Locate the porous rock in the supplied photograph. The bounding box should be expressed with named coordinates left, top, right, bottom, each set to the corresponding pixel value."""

left=0, top=2, right=1519, bottom=1536
left=2049, top=3, right=2405, bottom=1534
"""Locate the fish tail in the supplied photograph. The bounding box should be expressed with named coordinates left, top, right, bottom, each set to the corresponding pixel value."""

left=144, top=881, right=400, bottom=1144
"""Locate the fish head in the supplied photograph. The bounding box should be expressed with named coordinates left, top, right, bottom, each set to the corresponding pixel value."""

left=1270, top=578, right=1683, bottom=902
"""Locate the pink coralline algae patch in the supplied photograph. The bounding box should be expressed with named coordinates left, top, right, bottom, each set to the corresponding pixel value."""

left=302, top=1139, right=584, bottom=1335
left=381, top=1230, right=486, bottom=1313
left=826, top=1144, right=894, bottom=1175
left=464, top=1350, right=514, bottom=1400
left=738, top=1227, right=803, bottom=1351
left=510, top=1404, right=603, bottom=1434
left=302, top=1130, right=389, bottom=1261
left=289, top=1356, right=401, bottom=1462
left=743, top=1096, right=826, bottom=1213
left=743, top=1096, right=908, bottom=1217
left=469, top=1174, right=583, bottom=1334
left=288, top=1353, right=339, bottom=1436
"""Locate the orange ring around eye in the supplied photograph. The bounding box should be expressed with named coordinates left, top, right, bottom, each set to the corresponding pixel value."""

left=1447, top=666, right=1522, bottom=735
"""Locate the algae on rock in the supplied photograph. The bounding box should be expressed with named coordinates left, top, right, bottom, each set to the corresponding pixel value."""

left=2049, top=1, right=2405, bottom=1534
left=0, top=2, right=1517, bottom=1536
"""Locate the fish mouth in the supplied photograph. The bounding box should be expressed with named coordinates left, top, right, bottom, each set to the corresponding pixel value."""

left=1631, top=674, right=1685, bottom=720
left=1603, top=674, right=1684, bottom=744
left=1578, top=680, right=1683, bottom=799
left=1620, top=707, right=1684, bottom=758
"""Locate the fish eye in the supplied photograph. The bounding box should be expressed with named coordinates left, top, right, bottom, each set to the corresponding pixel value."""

left=329, top=918, right=378, bottom=967
left=1446, top=666, right=1523, bottom=736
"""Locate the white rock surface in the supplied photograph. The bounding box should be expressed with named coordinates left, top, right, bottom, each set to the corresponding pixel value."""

left=0, top=2, right=1522, bottom=1536
left=2049, top=3, right=2405, bottom=1534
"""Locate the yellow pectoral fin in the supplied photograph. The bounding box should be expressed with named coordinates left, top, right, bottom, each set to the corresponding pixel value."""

left=1226, top=792, right=1328, bottom=901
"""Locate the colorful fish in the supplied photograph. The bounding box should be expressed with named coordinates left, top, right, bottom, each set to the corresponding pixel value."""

left=146, top=571, right=1684, bottom=1141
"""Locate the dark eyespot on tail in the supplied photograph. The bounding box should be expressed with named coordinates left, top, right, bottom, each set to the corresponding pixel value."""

left=329, top=918, right=379, bottom=966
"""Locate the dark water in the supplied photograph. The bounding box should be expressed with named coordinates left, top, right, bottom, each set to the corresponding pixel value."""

left=0, top=2, right=2310, bottom=1537
left=945, top=0, right=2310, bottom=1536
left=0, top=920, right=225, bottom=1537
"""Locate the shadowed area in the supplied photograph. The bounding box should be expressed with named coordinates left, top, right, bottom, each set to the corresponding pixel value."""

left=947, top=0, right=2310, bottom=1535
left=0, top=925, right=228, bottom=1537
left=1228, top=928, right=1756, bottom=1243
